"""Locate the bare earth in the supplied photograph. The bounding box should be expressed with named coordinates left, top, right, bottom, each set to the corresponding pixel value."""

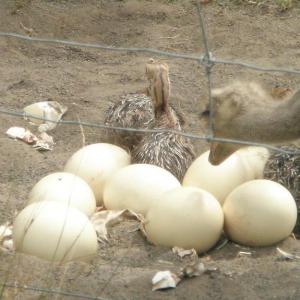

left=1, top=0, right=300, bottom=299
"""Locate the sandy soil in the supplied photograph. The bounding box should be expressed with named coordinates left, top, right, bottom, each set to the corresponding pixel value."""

left=0, top=0, right=300, bottom=299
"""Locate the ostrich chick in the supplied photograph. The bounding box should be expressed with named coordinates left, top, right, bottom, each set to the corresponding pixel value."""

left=132, top=62, right=195, bottom=181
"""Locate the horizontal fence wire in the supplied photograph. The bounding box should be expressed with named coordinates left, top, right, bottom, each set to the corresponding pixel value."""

left=2, top=283, right=109, bottom=300
left=1, top=107, right=300, bottom=155
left=1, top=1, right=300, bottom=299
left=1, top=32, right=300, bottom=75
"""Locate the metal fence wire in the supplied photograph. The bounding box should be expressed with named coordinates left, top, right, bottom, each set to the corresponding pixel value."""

left=0, top=6, right=300, bottom=154
left=0, top=2, right=300, bottom=299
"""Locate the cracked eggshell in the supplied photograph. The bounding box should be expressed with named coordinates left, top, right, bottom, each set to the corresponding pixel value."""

left=27, top=172, right=96, bottom=217
left=183, top=148, right=269, bottom=205
left=103, top=164, right=180, bottom=215
left=223, top=179, right=297, bottom=247
left=64, top=143, right=131, bottom=206
left=144, top=186, right=224, bottom=253
left=13, top=201, right=98, bottom=262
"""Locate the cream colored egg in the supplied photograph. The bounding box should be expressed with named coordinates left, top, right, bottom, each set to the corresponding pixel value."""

left=13, top=201, right=98, bottom=262
left=144, top=186, right=224, bottom=252
left=64, top=143, right=130, bottom=205
left=27, top=172, right=96, bottom=217
left=183, top=148, right=269, bottom=205
left=223, top=179, right=297, bottom=247
left=103, top=164, right=180, bottom=215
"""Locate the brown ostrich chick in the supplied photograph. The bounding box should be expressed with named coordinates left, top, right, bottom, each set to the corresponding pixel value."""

left=201, top=81, right=300, bottom=165
left=132, top=62, right=195, bottom=181
left=104, top=62, right=185, bottom=152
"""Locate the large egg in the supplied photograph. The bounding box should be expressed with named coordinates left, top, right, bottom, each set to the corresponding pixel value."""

left=13, top=201, right=98, bottom=262
left=64, top=143, right=130, bottom=205
left=183, top=147, right=269, bottom=205
left=144, top=186, right=224, bottom=252
left=103, top=164, right=180, bottom=215
left=27, top=172, right=96, bottom=217
left=223, top=179, right=297, bottom=246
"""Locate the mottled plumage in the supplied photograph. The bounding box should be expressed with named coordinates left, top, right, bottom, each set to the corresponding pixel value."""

left=104, top=93, right=184, bottom=151
left=104, top=93, right=153, bottom=151
left=132, top=123, right=195, bottom=181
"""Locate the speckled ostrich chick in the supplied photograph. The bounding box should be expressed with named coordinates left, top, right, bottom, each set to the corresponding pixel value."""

left=104, top=62, right=184, bottom=152
left=131, top=62, right=195, bottom=181
left=104, top=93, right=153, bottom=151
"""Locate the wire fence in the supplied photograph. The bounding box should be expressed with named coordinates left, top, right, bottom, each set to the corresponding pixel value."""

left=2, top=284, right=108, bottom=300
left=1, top=107, right=300, bottom=154
left=1, top=32, right=300, bottom=74
left=1, top=1, right=300, bottom=299
left=0, top=23, right=300, bottom=154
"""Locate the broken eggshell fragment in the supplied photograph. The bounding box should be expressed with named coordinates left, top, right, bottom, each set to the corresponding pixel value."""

left=152, top=271, right=180, bottom=291
left=6, top=127, right=54, bottom=151
left=0, top=223, right=13, bottom=252
left=6, top=127, right=37, bottom=144
left=23, top=101, right=68, bottom=132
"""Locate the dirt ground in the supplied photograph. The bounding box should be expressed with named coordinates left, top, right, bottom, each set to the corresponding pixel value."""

left=1, top=0, right=300, bottom=299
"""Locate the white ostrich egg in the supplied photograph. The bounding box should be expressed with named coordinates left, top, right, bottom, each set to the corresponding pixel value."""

left=103, top=164, right=180, bottom=215
left=27, top=172, right=96, bottom=217
left=13, top=201, right=98, bottom=262
left=144, top=186, right=224, bottom=252
left=223, top=179, right=297, bottom=246
left=64, top=143, right=130, bottom=205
